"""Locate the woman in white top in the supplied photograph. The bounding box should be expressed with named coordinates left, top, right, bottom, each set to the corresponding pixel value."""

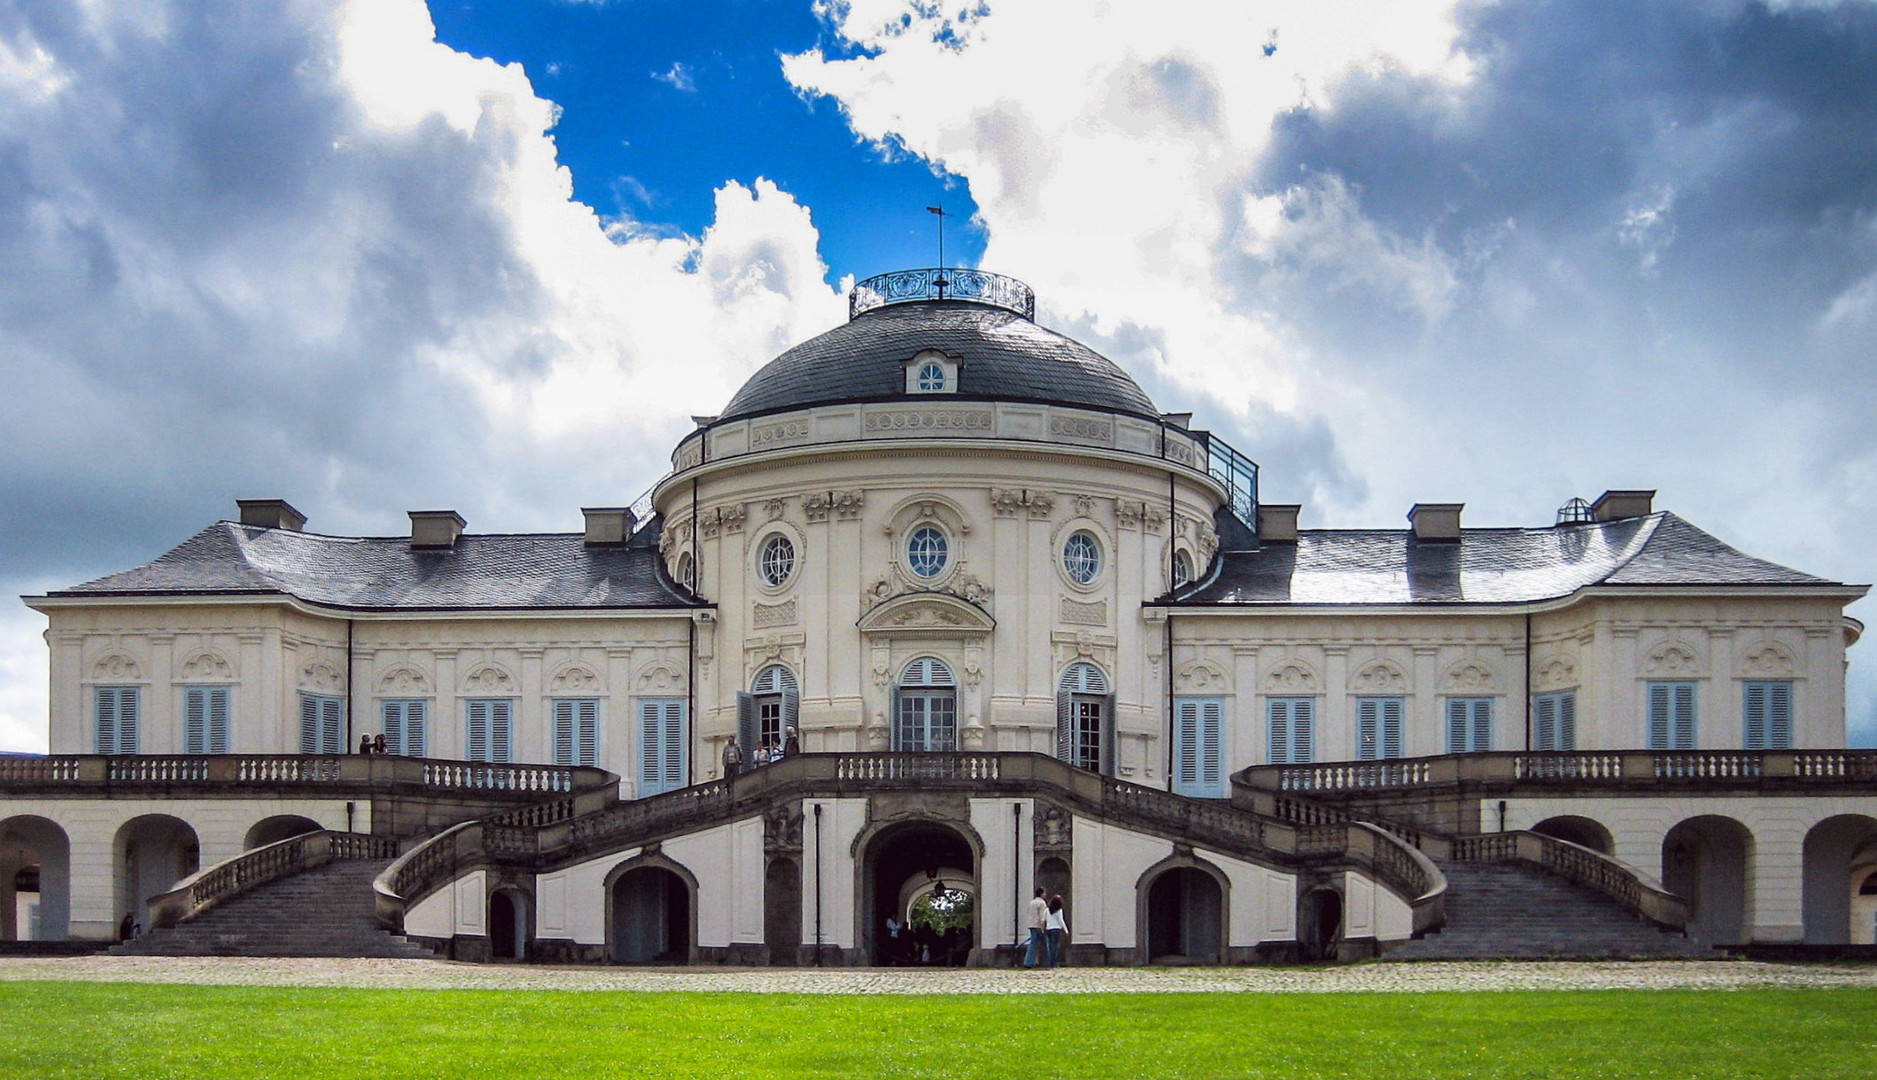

left=1045, top=894, right=1068, bottom=967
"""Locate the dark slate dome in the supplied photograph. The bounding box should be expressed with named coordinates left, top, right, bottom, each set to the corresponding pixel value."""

left=716, top=279, right=1160, bottom=423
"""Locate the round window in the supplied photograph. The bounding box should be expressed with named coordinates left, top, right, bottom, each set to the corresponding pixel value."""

left=916, top=361, right=946, bottom=391
left=758, top=534, right=796, bottom=587
left=1063, top=530, right=1102, bottom=585
left=1172, top=550, right=1193, bottom=588
left=907, top=525, right=949, bottom=578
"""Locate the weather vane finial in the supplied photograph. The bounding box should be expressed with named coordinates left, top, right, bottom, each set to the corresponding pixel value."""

left=926, top=204, right=950, bottom=299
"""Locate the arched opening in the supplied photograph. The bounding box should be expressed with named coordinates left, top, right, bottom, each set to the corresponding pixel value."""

left=1297, top=887, right=1343, bottom=962
left=862, top=819, right=977, bottom=967
left=1143, top=866, right=1224, bottom=964
left=113, top=815, right=199, bottom=936
left=1855, top=870, right=1877, bottom=946
left=894, top=657, right=957, bottom=751
left=741, top=665, right=799, bottom=764
left=243, top=815, right=323, bottom=850
left=1662, top=815, right=1753, bottom=946
left=764, top=857, right=802, bottom=965
left=1801, top=815, right=1877, bottom=944
left=1056, top=662, right=1114, bottom=774
left=488, top=888, right=528, bottom=960
left=0, top=816, right=69, bottom=941
left=1532, top=815, right=1614, bottom=855
left=609, top=864, right=692, bottom=964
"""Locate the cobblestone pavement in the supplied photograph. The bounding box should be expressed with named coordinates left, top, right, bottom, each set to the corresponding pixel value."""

left=2, top=956, right=1876, bottom=993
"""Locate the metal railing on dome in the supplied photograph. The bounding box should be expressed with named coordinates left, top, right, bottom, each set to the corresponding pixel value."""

left=1203, top=432, right=1259, bottom=525
left=849, top=268, right=1035, bottom=320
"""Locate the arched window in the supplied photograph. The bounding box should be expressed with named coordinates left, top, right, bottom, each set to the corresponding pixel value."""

left=1063, top=530, right=1101, bottom=585
left=675, top=551, right=695, bottom=591
left=895, top=657, right=957, bottom=751
left=1057, top=663, right=1113, bottom=773
left=758, top=534, right=796, bottom=587
left=1172, top=549, right=1194, bottom=589
left=906, top=525, right=948, bottom=579
left=739, top=665, right=798, bottom=759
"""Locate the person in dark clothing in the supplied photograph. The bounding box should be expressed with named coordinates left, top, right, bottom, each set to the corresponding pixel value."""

left=723, top=736, right=743, bottom=778
left=358, top=734, right=373, bottom=755
left=783, top=726, right=801, bottom=757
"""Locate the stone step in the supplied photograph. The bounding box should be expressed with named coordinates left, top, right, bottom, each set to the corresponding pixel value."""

left=113, top=858, right=440, bottom=960
left=1387, top=859, right=1714, bottom=961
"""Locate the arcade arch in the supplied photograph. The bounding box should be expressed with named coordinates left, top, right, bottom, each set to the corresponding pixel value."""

left=0, top=816, right=68, bottom=941
left=1802, top=814, right=1877, bottom=944
left=114, top=815, right=199, bottom=932
left=606, top=856, right=695, bottom=964
left=1138, top=856, right=1226, bottom=964
left=244, top=815, right=322, bottom=850
left=488, top=886, right=530, bottom=961
left=860, top=818, right=978, bottom=966
left=1662, top=815, right=1752, bottom=945
left=1532, top=816, right=1614, bottom=854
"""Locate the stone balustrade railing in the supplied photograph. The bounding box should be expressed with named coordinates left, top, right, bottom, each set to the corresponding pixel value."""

left=1451, top=829, right=1688, bottom=931
left=147, top=829, right=397, bottom=929
left=1241, top=749, right=1877, bottom=794
left=0, top=753, right=612, bottom=796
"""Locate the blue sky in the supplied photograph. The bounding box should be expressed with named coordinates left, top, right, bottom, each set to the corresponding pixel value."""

left=2, top=0, right=1877, bottom=749
left=428, top=0, right=986, bottom=278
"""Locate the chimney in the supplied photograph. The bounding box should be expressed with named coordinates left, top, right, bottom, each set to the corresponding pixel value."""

left=1160, top=412, right=1193, bottom=431
left=1409, top=503, right=1464, bottom=541
left=236, top=499, right=307, bottom=532
left=408, top=510, right=466, bottom=550
left=1591, top=489, right=1656, bottom=521
left=1257, top=504, right=1301, bottom=542
left=582, top=506, right=635, bottom=547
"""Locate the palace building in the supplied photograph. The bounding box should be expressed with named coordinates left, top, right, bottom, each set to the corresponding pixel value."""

left=4, top=268, right=1874, bottom=964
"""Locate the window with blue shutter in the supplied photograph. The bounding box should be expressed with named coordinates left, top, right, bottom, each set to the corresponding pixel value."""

left=638, top=698, right=687, bottom=795
left=1056, top=663, right=1112, bottom=773
left=1356, top=696, right=1404, bottom=760
left=1446, top=697, right=1493, bottom=753
left=1267, top=697, right=1314, bottom=764
left=183, top=686, right=230, bottom=755
left=380, top=700, right=428, bottom=757
left=553, top=699, right=600, bottom=767
left=1743, top=681, right=1793, bottom=750
left=1173, top=697, right=1225, bottom=797
left=1647, top=681, right=1697, bottom=750
left=465, top=699, right=511, bottom=763
left=299, top=693, right=343, bottom=755
left=95, top=686, right=140, bottom=756
left=1533, top=690, right=1577, bottom=751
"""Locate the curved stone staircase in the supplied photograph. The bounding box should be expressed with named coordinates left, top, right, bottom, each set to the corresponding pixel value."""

left=113, top=859, right=437, bottom=959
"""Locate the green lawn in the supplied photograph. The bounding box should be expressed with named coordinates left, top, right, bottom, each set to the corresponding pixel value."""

left=2, top=982, right=1872, bottom=1079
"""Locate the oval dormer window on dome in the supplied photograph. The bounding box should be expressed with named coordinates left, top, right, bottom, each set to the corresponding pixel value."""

left=907, top=525, right=949, bottom=579
left=1063, top=530, right=1102, bottom=585
left=916, top=362, right=946, bottom=391
left=902, top=349, right=959, bottom=395
left=759, top=534, right=796, bottom=588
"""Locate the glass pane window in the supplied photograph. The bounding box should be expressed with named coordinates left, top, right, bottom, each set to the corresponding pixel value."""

left=1063, top=530, right=1101, bottom=585
left=907, top=525, right=948, bottom=578
left=1172, top=550, right=1194, bottom=588
left=916, top=361, right=946, bottom=391
left=759, top=534, right=796, bottom=587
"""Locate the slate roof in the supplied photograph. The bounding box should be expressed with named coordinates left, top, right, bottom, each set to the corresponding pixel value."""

left=717, top=300, right=1160, bottom=422
left=1168, top=513, right=1851, bottom=607
left=42, top=521, right=701, bottom=611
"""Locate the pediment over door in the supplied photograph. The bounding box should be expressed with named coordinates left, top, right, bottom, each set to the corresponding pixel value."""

left=857, top=592, right=996, bottom=636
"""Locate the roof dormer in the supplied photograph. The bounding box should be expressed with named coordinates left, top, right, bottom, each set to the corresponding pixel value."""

left=903, top=349, right=960, bottom=395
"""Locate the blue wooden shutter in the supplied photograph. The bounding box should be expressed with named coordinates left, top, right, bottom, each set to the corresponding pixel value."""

left=489, top=700, right=510, bottom=763
left=466, top=700, right=489, bottom=761
left=1557, top=690, right=1576, bottom=750
left=1293, top=698, right=1313, bottom=762
left=382, top=700, right=404, bottom=755
left=639, top=699, right=685, bottom=794
left=782, top=682, right=799, bottom=734
left=1268, top=698, right=1289, bottom=764
left=97, top=687, right=137, bottom=755
left=577, top=700, right=599, bottom=766
left=1199, top=698, right=1223, bottom=795
left=1470, top=698, right=1492, bottom=751
left=736, top=692, right=756, bottom=756
left=1056, top=691, right=1074, bottom=762
left=1673, top=683, right=1696, bottom=749
left=299, top=694, right=321, bottom=754
left=660, top=701, right=684, bottom=788
left=207, top=687, right=229, bottom=754
left=552, top=700, right=575, bottom=766
left=1447, top=696, right=1468, bottom=753
left=184, top=687, right=208, bottom=755
left=406, top=700, right=427, bottom=757
left=1767, top=681, right=1792, bottom=749
left=322, top=697, right=342, bottom=754
left=1744, top=682, right=1766, bottom=749
left=95, top=688, right=116, bottom=755
left=1175, top=698, right=1201, bottom=791
left=1534, top=694, right=1556, bottom=751
left=1648, top=682, right=1672, bottom=749
left=1356, top=698, right=1378, bottom=761
left=1382, top=697, right=1403, bottom=758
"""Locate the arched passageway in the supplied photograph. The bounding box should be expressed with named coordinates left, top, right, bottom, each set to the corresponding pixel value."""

left=1532, top=816, right=1614, bottom=854
left=0, top=816, right=69, bottom=941
left=244, top=816, right=322, bottom=850
left=114, top=815, right=199, bottom=935
left=863, top=820, right=977, bottom=967
left=488, top=889, right=528, bottom=960
left=609, top=865, right=692, bottom=964
left=1142, top=866, right=1223, bottom=964
left=1802, top=815, right=1877, bottom=944
left=1297, top=887, right=1343, bottom=962
left=1663, top=816, right=1752, bottom=946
